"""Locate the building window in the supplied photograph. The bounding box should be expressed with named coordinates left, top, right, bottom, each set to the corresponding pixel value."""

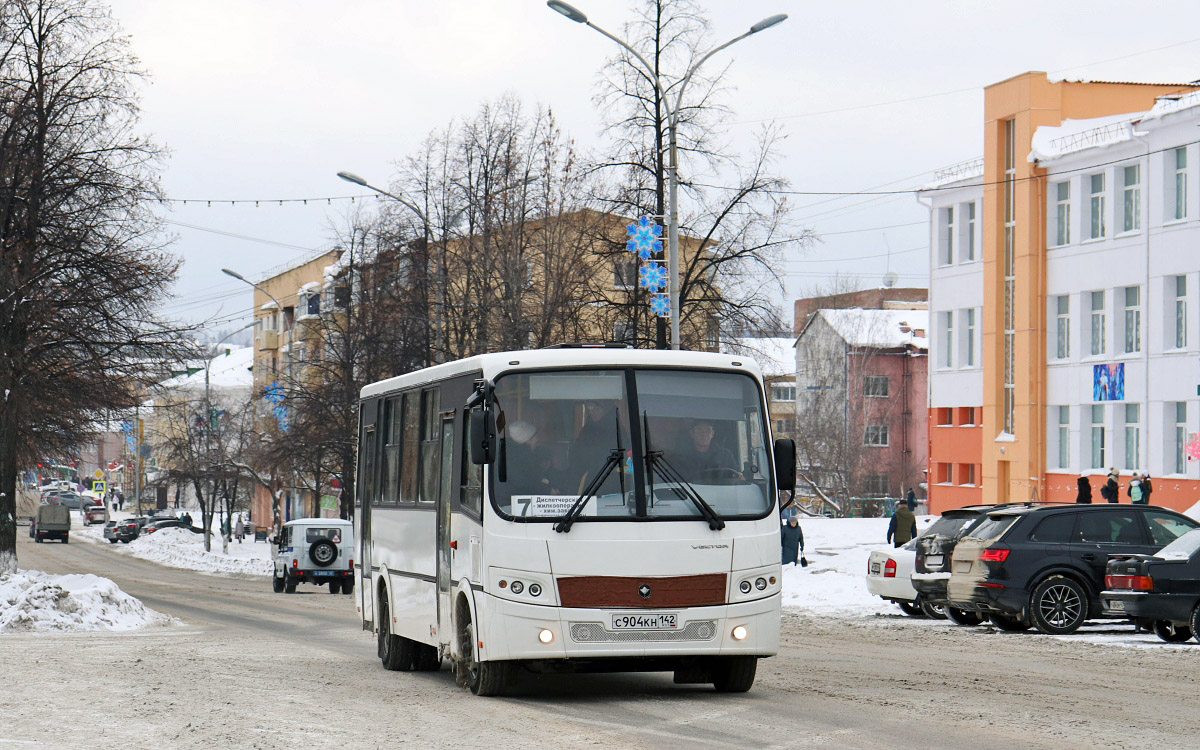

left=1123, top=164, right=1141, bottom=232
left=1003, top=119, right=1016, bottom=435
left=941, top=310, right=954, bottom=368
left=1175, top=402, right=1188, bottom=475
left=1058, top=405, right=1070, bottom=469
left=1175, top=147, right=1188, bottom=221
left=771, top=385, right=796, bottom=402
left=936, top=463, right=952, bottom=484
left=613, top=320, right=634, bottom=344
left=1091, top=404, right=1106, bottom=469
left=1090, top=290, right=1106, bottom=356
left=1054, top=181, right=1071, bottom=246
left=775, top=418, right=796, bottom=434
left=963, top=308, right=976, bottom=367
left=863, top=376, right=889, bottom=397
left=959, top=463, right=976, bottom=485
left=1175, top=275, right=1188, bottom=350
left=940, top=207, right=954, bottom=265
left=1088, top=173, right=1106, bottom=239
left=865, top=474, right=889, bottom=496
left=614, top=259, right=636, bottom=289
left=964, top=202, right=976, bottom=262
left=864, top=424, right=889, bottom=447
left=1123, top=286, right=1141, bottom=354
left=1124, top=403, right=1140, bottom=471
left=938, top=408, right=954, bottom=426
left=1055, top=295, right=1070, bottom=359
left=960, top=407, right=976, bottom=426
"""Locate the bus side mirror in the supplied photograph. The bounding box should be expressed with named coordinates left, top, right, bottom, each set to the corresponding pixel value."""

left=773, top=438, right=796, bottom=492
left=470, top=409, right=493, bottom=465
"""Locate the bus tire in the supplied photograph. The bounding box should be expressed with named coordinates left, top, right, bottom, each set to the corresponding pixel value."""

left=712, top=656, right=757, bottom=693
left=460, top=613, right=510, bottom=696
left=378, top=591, right=415, bottom=672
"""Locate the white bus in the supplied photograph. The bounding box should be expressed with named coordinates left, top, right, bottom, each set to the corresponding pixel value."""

left=354, top=345, right=795, bottom=695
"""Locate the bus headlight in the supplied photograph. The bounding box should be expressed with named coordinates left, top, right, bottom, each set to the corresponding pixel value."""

left=739, top=580, right=752, bottom=594
left=755, top=577, right=767, bottom=591
left=528, top=583, right=542, bottom=597
left=510, top=581, right=524, bottom=595
left=731, top=625, right=748, bottom=641
left=538, top=628, right=554, bottom=644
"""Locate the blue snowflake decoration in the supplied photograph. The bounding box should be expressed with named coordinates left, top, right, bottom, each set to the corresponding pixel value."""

left=273, top=404, right=290, bottom=432
left=638, top=263, right=667, bottom=291
left=650, top=293, right=671, bottom=317
left=626, top=216, right=663, bottom=257
left=263, top=382, right=286, bottom=404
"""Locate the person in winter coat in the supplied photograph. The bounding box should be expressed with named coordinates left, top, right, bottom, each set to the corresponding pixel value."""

left=1128, top=474, right=1144, bottom=503
left=905, top=488, right=917, bottom=508
left=234, top=515, right=246, bottom=542
left=1141, top=474, right=1153, bottom=505
left=887, top=502, right=918, bottom=547
left=1075, top=476, right=1092, bottom=504
left=781, top=516, right=805, bottom=566
left=1102, top=468, right=1120, bottom=503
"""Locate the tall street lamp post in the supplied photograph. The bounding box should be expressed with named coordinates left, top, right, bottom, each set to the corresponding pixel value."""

left=546, top=1, right=786, bottom=349
left=222, top=267, right=296, bottom=528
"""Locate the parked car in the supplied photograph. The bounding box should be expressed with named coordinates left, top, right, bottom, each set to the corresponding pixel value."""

left=912, top=505, right=1023, bottom=627
left=865, top=517, right=950, bottom=619
left=1102, top=528, right=1200, bottom=643
left=83, top=505, right=108, bottom=525
left=34, top=503, right=71, bottom=543
left=271, top=519, right=355, bottom=595
left=143, top=518, right=196, bottom=535
left=112, top=518, right=142, bottom=543
left=947, top=504, right=1200, bottom=635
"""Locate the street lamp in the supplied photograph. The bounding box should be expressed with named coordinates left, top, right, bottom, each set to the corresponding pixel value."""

left=222, top=267, right=296, bottom=528
left=546, top=1, right=787, bottom=349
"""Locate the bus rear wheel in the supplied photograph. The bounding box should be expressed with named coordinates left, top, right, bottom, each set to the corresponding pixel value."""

left=378, top=591, right=415, bottom=671
left=712, top=656, right=757, bottom=693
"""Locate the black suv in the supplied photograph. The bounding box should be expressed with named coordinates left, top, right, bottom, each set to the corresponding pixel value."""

left=946, top=504, right=1199, bottom=634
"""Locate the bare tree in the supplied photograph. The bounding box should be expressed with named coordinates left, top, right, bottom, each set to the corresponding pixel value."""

left=0, top=0, right=195, bottom=571
left=593, top=0, right=812, bottom=349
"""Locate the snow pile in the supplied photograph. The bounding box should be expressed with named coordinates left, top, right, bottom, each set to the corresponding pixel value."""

left=781, top=515, right=936, bottom=616
left=0, top=570, right=175, bottom=632
left=80, top=525, right=273, bottom=577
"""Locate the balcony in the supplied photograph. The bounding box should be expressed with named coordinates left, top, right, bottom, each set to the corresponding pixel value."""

left=257, top=330, right=279, bottom=350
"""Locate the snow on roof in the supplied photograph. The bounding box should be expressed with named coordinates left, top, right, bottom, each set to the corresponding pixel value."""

left=159, top=346, right=254, bottom=390
left=920, top=156, right=984, bottom=191
left=722, top=337, right=796, bottom=376
left=1029, top=112, right=1143, bottom=162
left=812, top=308, right=929, bottom=350
left=298, top=281, right=320, bottom=294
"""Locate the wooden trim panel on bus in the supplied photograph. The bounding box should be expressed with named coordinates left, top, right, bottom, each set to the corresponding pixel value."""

left=556, top=574, right=727, bottom=608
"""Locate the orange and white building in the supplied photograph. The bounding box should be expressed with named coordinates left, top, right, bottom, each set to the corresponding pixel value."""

left=921, top=72, right=1200, bottom=515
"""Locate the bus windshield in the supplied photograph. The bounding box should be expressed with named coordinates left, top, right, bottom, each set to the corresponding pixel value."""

left=490, top=368, right=772, bottom=523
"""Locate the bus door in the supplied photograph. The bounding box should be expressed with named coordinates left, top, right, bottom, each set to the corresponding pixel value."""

left=436, top=412, right=456, bottom=646
left=357, top=403, right=379, bottom=631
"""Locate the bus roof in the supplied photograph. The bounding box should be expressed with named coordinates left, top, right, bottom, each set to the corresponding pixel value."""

left=360, top=348, right=765, bottom=400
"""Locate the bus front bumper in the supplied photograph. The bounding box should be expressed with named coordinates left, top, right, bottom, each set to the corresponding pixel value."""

left=477, top=592, right=780, bottom=662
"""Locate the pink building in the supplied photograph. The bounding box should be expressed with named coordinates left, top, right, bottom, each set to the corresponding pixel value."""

left=794, top=309, right=929, bottom=501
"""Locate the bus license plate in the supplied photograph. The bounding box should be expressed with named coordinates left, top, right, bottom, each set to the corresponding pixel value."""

left=611, top=613, right=678, bottom=630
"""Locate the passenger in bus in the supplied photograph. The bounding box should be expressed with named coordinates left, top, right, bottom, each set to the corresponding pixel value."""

left=568, top=399, right=623, bottom=495
left=673, top=419, right=740, bottom=479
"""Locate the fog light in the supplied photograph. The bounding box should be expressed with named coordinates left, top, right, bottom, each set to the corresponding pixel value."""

left=528, top=583, right=542, bottom=597
left=739, top=580, right=752, bottom=594
left=755, top=577, right=767, bottom=591
left=510, top=580, right=524, bottom=595
left=731, top=625, right=748, bottom=641
left=538, top=628, right=554, bottom=644
left=499, top=580, right=507, bottom=588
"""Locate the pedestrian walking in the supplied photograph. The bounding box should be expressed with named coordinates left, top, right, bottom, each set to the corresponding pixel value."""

left=905, top=487, right=917, bottom=509
left=887, top=500, right=918, bottom=548
left=1141, top=474, right=1153, bottom=505
left=234, top=515, right=245, bottom=543
left=1128, top=473, right=1144, bottom=503
left=1075, top=476, right=1092, bottom=504
left=781, top=516, right=806, bottom=566
left=1101, top=468, right=1120, bottom=503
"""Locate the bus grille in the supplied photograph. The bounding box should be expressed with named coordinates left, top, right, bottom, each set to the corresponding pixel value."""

left=569, top=621, right=717, bottom=643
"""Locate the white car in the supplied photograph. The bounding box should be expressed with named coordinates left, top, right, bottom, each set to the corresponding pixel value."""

left=272, top=518, right=355, bottom=595
left=865, top=518, right=954, bottom=619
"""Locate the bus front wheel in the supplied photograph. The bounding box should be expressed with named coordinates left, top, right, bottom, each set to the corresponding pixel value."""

left=712, top=656, right=757, bottom=693
left=459, top=614, right=512, bottom=696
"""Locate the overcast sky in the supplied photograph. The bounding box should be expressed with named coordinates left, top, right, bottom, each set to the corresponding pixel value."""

left=105, top=0, right=1200, bottom=333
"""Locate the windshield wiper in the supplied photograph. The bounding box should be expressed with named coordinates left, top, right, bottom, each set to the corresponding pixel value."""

left=643, top=413, right=725, bottom=531
left=555, top=410, right=626, bottom=534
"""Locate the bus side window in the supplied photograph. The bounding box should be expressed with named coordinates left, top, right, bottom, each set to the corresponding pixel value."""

left=461, top=410, right=483, bottom=517
left=400, top=391, right=420, bottom=503
left=418, top=387, right=441, bottom=503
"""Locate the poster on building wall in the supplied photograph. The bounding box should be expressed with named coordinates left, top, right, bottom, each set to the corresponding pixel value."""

left=1092, top=363, right=1124, bottom=402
